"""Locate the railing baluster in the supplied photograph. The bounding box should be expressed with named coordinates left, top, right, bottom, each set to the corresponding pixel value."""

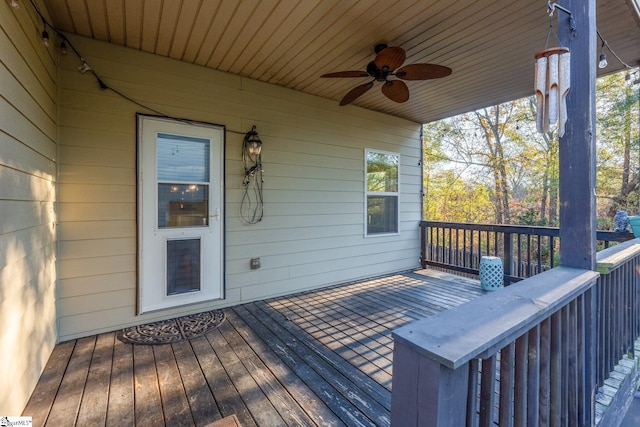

left=561, top=305, right=569, bottom=425
left=526, top=235, right=532, bottom=277
left=517, top=234, right=522, bottom=278
left=470, top=230, right=475, bottom=269
left=447, top=227, right=452, bottom=265
left=537, top=235, right=543, bottom=274
left=479, top=355, right=496, bottom=427
left=467, top=359, right=480, bottom=427
left=539, top=317, right=551, bottom=426
left=527, top=325, right=540, bottom=426
left=568, top=300, right=578, bottom=426
left=455, top=227, right=460, bottom=267
left=504, top=232, right=513, bottom=286
left=499, top=343, right=515, bottom=427
left=550, top=311, right=561, bottom=427
left=514, top=334, right=527, bottom=427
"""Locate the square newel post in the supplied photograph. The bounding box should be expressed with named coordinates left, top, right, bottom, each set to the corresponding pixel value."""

left=391, top=340, right=469, bottom=427
left=558, top=1, right=598, bottom=425
left=557, top=0, right=597, bottom=270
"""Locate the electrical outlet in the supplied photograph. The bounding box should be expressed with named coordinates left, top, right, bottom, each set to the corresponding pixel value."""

left=250, top=257, right=261, bottom=269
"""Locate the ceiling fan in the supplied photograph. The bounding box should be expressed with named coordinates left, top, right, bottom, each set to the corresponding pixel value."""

left=321, top=44, right=452, bottom=106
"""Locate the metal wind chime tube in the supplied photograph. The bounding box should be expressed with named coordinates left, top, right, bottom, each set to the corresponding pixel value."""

left=535, top=2, right=573, bottom=137
left=535, top=47, right=571, bottom=136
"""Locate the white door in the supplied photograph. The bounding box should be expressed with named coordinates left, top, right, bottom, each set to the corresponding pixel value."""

left=137, top=116, right=224, bottom=313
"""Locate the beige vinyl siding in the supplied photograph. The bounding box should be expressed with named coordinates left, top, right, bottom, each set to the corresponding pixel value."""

left=56, top=34, right=422, bottom=340
left=0, top=1, right=58, bottom=415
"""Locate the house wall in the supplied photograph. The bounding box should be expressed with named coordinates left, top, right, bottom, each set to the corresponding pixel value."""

left=57, top=35, right=423, bottom=341
left=0, top=2, right=58, bottom=415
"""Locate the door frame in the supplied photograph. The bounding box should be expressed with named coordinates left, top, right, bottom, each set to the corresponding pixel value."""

left=136, top=114, right=226, bottom=314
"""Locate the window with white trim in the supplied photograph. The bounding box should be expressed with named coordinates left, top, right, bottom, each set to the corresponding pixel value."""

left=365, top=149, right=399, bottom=236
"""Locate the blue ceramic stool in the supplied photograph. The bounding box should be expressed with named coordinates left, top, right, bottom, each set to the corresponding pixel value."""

left=479, top=256, right=503, bottom=291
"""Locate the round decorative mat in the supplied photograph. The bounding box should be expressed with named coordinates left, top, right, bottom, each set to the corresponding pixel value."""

left=118, top=310, right=225, bottom=345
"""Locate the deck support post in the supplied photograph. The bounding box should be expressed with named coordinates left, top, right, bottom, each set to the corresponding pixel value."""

left=391, top=340, right=468, bottom=427
left=557, top=0, right=597, bottom=270
left=558, top=1, right=598, bottom=425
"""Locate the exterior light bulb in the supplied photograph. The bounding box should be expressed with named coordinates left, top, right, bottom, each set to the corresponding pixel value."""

left=42, top=30, right=50, bottom=47
left=10, top=0, right=19, bottom=9
left=248, top=140, right=261, bottom=156
left=78, top=62, right=92, bottom=74
left=244, top=126, right=262, bottom=156
left=598, top=52, right=608, bottom=69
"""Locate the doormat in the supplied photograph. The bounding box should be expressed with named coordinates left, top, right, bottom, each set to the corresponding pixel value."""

left=118, top=310, right=225, bottom=345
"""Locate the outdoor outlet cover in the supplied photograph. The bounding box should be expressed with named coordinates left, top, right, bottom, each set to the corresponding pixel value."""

left=250, top=257, right=261, bottom=269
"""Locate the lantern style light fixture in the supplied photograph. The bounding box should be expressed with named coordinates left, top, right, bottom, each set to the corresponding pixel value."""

left=243, top=125, right=262, bottom=156
left=241, top=125, right=264, bottom=224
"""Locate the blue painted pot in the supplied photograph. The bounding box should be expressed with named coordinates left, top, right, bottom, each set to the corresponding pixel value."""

left=629, top=216, right=640, bottom=238
left=479, top=256, right=503, bottom=291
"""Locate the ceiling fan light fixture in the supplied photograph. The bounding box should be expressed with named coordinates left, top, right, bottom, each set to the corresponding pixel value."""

left=321, top=44, right=452, bottom=106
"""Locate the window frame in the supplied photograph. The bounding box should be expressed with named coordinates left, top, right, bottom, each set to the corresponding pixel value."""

left=364, top=148, right=400, bottom=237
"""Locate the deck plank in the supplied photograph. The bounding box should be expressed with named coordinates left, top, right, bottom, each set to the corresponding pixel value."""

left=46, top=336, right=96, bottom=426
left=133, top=344, right=164, bottom=426
left=205, top=328, right=286, bottom=426
left=76, top=333, right=114, bottom=426
left=23, top=269, right=486, bottom=427
left=22, top=340, right=76, bottom=425
left=219, top=316, right=318, bottom=426
left=106, top=336, right=134, bottom=427
left=249, top=301, right=391, bottom=426
left=276, top=296, right=393, bottom=388
left=154, top=344, right=195, bottom=426
left=171, top=340, right=223, bottom=426
left=190, top=335, right=257, bottom=427
left=227, top=308, right=344, bottom=426
left=237, top=303, right=370, bottom=426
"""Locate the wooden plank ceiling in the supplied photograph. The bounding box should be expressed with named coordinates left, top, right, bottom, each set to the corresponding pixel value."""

left=47, top=0, right=640, bottom=124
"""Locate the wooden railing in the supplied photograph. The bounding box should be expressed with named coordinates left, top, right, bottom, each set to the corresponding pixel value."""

left=420, top=220, right=634, bottom=285
left=595, top=240, right=640, bottom=427
left=392, top=238, right=640, bottom=427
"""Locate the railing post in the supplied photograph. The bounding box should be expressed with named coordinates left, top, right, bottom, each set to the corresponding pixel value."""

left=503, top=231, right=513, bottom=286
left=420, top=223, right=427, bottom=269
left=391, top=340, right=469, bottom=427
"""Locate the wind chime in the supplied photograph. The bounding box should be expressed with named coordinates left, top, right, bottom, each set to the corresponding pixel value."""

left=534, top=3, right=573, bottom=137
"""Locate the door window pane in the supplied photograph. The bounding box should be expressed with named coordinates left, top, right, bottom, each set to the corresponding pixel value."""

left=166, top=239, right=201, bottom=295
left=157, top=133, right=210, bottom=182
left=158, top=184, right=209, bottom=227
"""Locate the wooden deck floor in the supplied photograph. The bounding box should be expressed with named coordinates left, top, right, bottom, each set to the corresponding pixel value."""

left=23, top=269, right=485, bottom=427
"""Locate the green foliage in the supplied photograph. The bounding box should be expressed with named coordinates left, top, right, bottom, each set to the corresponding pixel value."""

left=422, top=69, right=640, bottom=226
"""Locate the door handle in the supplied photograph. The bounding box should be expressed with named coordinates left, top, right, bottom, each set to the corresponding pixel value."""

left=210, top=208, right=220, bottom=221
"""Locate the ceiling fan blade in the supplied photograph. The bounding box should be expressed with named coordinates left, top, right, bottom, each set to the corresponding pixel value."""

left=321, top=71, right=370, bottom=78
left=395, top=63, right=452, bottom=80
left=340, top=81, right=374, bottom=106
left=382, top=80, right=409, bottom=103
left=374, top=46, right=406, bottom=71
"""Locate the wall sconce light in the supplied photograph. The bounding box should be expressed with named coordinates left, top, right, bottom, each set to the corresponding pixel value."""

left=241, top=125, right=264, bottom=224
left=244, top=125, right=262, bottom=157
left=242, top=125, right=262, bottom=180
